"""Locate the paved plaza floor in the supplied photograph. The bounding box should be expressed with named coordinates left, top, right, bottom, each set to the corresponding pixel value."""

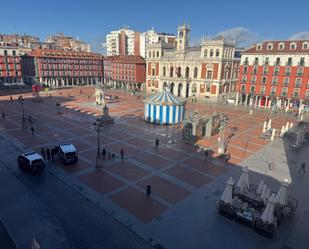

left=0, top=86, right=308, bottom=249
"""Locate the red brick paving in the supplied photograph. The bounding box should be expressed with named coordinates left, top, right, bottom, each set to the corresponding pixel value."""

left=106, top=161, right=149, bottom=181
left=110, top=187, right=168, bottom=223
left=182, top=157, right=226, bottom=177
left=165, top=165, right=213, bottom=188
left=79, top=170, right=125, bottom=194
left=152, top=147, right=188, bottom=161
left=137, top=176, right=191, bottom=204
left=133, top=153, right=173, bottom=170
left=55, top=158, right=92, bottom=173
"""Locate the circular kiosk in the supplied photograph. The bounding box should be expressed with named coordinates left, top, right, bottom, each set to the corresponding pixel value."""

left=144, top=90, right=186, bottom=124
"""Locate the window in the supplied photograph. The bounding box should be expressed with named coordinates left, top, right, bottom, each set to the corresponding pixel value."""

left=243, top=66, right=248, bottom=74
left=283, top=77, right=290, bottom=86
left=295, top=78, right=302, bottom=87
left=241, top=75, right=247, bottom=83
left=281, top=87, right=288, bottom=97
left=273, top=67, right=279, bottom=76
left=263, top=66, right=268, bottom=75
left=275, top=57, right=281, bottom=66
left=163, top=66, right=166, bottom=76
left=287, top=57, right=292, bottom=66
left=244, top=57, right=249, bottom=65
left=299, top=58, right=305, bottom=66
left=270, top=86, right=277, bottom=96
left=204, top=49, right=208, bottom=57
left=4, top=50, right=7, bottom=56
left=170, top=67, right=174, bottom=77
left=261, top=76, right=267, bottom=84
left=152, top=51, right=155, bottom=58
left=293, top=88, right=299, bottom=97
left=267, top=43, right=273, bottom=50
left=194, top=67, right=198, bottom=78
left=206, top=84, right=211, bottom=92
left=152, top=68, right=155, bottom=76
left=290, top=42, right=297, bottom=50
left=264, top=57, right=269, bottom=65
left=185, top=67, right=190, bottom=78
left=272, top=77, right=278, bottom=85
left=177, top=66, right=181, bottom=77
left=157, top=51, right=159, bottom=57
left=241, top=84, right=246, bottom=92
left=210, top=49, right=214, bottom=57
left=207, top=70, right=212, bottom=79
left=254, top=57, right=259, bottom=65
left=278, top=43, right=284, bottom=50
left=285, top=67, right=291, bottom=76
left=256, top=44, right=262, bottom=50
left=297, top=67, right=304, bottom=76
left=13, top=50, right=16, bottom=56
left=216, top=49, right=220, bottom=57
left=302, top=42, right=308, bottom=50
left=251, top=75, right=257, bottom=84
left=260, top=85, right=266, bottom=94
left=253, top=66, right=258, bottom=74
left=250, top=85, right=255, bottom=93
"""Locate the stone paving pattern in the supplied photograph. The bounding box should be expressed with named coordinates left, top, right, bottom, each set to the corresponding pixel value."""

left=1, top=86, right=306, bottom=249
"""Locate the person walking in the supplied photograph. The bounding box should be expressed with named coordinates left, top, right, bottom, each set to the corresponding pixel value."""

left=299, top=162, right=306, bottom=174
left=120, top=148, right=124, bottom=160
left=46, top=148, right=51, bottom=161
left=30, top=126, right=34, bottom=135
left=225, top=152, right=231, bottom=163
left=204, top=150, right=209, bottom=161
left=2, top=112, right=5, bottom=119
left=102, top=148, right=107, bottom=160
left=112, top=153, right=115, bottom=159
left=41, top=148, right=46, bottom=161
left=155, top=138, right=160, bottom=147
left=268, top=162, right=274, bottom=171
left=10, top=96, right=13, bottom=101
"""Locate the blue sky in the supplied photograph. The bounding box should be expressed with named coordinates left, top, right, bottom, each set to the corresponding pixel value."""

left=1, top=0, right=309, bottom=51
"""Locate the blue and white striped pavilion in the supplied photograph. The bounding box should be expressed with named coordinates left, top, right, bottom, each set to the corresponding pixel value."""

left=144, top=91, right=186, bottom=124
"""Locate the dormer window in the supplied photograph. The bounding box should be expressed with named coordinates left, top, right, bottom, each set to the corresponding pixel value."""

left=267, top=43, right=273, bottom=50
left=302, top=42, right=308, bottom=49
left=290, top=42, right=297, bottom=50
left=256, top=44, right=262, bottom=50
left=278, top=43, right=285, bottom=50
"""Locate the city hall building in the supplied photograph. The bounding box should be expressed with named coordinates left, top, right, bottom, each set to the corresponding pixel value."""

left=236, top=40, right=309, bottom=109
left=146, top=24, right=240, bottom=102
left=21, top=49, right=103, bottom=87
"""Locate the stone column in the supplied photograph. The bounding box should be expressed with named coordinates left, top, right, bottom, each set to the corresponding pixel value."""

left=254, top=95, right=258, bottom=108
left=264, top=96, right=269, bottom=110
left=235, top=92, right=239, bottom=106
left=245, top=94, right=249, bottom=106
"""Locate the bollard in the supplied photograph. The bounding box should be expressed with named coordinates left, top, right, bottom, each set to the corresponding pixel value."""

left=146, top=185, right=151, bottom=195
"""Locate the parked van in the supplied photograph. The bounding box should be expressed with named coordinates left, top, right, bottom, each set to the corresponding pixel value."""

left=58, top=143, right=78, bottom=164
left=17, top=152, right=45, bottom=172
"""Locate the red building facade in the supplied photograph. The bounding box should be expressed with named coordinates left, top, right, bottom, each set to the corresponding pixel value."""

left=21, top=49, right=103, bottom=87
left=104, top=55, right=146, bottom=90
left=0, top=46, right=22, bottom=84
left=236, top=40, right=309, bottom=109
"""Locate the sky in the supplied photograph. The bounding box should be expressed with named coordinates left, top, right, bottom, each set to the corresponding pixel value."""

left=1, top=0, right=309, bottom=52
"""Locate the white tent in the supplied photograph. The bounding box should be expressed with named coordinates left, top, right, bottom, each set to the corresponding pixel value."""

left=237, top=166, right=249, bottom=192
left=29, top=238, right=40, bottom=249
left=260, top=194, right=276, bottom=224
left=274, top=180, right=289, bottom=206
left=221, top=177, right=234, bottom=204
left=257, top=180, right=264, bottom=195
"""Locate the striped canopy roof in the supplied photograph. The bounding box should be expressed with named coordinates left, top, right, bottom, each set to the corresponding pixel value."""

left=144, top=91, right=186, bottom=106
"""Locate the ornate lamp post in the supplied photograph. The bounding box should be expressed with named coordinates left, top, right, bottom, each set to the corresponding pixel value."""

left=93, top=118, right=103, bottom=168
left=18, top=96, right=25, bottom=128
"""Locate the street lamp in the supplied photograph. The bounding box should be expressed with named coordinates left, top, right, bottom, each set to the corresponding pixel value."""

left=18, top=95, right=25, bottom=128
left=93, top=118, right=103, bottom=168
